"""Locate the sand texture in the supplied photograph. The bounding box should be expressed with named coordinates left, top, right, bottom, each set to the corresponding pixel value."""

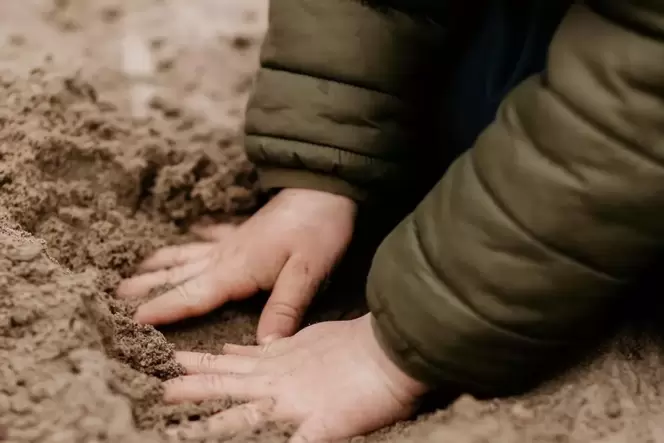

left=2, top=1, right=664, bottom=442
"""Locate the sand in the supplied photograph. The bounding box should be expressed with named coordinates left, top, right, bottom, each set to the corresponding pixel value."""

left=2, top=1, right=664, bottom=442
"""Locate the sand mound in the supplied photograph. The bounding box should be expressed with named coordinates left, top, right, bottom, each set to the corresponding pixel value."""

left=0, top=70, right=289, bottom=442
left=4, top=68, right=664, bottom=443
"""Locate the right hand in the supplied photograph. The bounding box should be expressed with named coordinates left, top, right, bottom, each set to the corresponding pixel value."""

left=117, top=188, right=357, bottom=344
left=163, top=314, right=428, bottom=442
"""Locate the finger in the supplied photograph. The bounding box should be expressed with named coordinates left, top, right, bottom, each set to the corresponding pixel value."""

left=222, top=340, right=289, bottom=358
left=133, top=275, right=214, bottom=324
left=257, top=256, right=321, bottom=344
left=222, top=343, right=263, bottom=357
left=136, top=243, right=214, bottom=273
left=190, top=223, right=236, bottom=242
left=175, top=351, right=258, bottom=375
left=133, top=264, right=258, bottom=325
left=163, top=373, right=274, bottom=404
left=117, top=260, right=209, bottom=299
left=206, top=399, right=276, bottom=436
left=164, top=399, right=275, bottom=441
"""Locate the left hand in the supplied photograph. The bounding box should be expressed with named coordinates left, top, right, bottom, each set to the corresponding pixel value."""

left=162, top=314, right=429, bottom=442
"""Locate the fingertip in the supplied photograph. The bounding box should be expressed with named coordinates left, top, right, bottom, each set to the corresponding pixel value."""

left=261, top=258, right=319, bottom=345
left=115, top=279, right=133, bottom=299
left=257, top=313, right=297, bottom=346
left=134, top=261, right=151, bottom=274
left=132, top=304, right=157, bottom=325
left=258, top=303, right=302, bottom=343
left=134, top=251, right=162, bottom=273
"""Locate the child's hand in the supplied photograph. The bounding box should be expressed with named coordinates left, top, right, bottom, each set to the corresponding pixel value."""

left=163, top=314, right=428, bottom=442
left=117, top=188, right=356, bottom=344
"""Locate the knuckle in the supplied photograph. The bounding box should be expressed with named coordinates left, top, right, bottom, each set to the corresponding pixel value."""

left=166, top=375, right=189, bottom=389
left=198, top=353, right=217, bottom=371
left=268, top=301, right=301, bottom=321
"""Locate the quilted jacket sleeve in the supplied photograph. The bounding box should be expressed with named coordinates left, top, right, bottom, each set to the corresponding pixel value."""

left=367, top=1, right=664, bottom=393
left=244, top=0, right=445, bottom=200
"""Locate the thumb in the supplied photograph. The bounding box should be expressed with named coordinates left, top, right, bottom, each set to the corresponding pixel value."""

left=257, top=256, right=322, bottom=344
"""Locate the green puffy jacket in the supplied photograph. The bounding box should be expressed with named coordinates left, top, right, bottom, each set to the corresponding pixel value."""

left=245, top=0, right=664, bottom=394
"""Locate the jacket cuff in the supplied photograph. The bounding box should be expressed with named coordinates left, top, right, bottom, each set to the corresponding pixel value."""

left=369, top=314, right=439, bottom=387
left=370, top=295, right=460, bottom=390
left=365, top=211, right=564, bottom=396
left=257, top=167, right=368, bottom=202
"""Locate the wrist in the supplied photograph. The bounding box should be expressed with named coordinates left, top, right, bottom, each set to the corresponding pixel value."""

left=357, top=314, right=430, bottom=400
left=278, top=187, right=358, bottom=217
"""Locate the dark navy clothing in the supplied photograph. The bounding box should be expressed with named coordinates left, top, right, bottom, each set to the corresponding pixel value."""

left=443, top=1, right=573, bottom=155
